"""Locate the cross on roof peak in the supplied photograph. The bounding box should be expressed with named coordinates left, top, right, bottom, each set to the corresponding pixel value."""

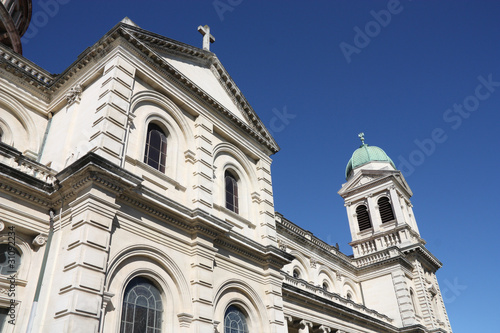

left=197, top=25, right=215, bottom=51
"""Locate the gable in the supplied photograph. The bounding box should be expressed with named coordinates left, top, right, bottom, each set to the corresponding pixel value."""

left=157, top=51, right=249, bottom=125
left=338, top=169, right=412, bottom=198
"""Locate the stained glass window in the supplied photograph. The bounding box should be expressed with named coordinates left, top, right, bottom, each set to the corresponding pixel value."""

left=120, top=277, right=163, bottom=333
left=144, top=123, right=167, bottom=173
left=224, top=305, right=249, bottom=333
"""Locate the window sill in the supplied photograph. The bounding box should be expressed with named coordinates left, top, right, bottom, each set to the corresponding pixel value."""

left=213, top=204, right=256, bottom=229
left=126, top=156, right=186, bottom=192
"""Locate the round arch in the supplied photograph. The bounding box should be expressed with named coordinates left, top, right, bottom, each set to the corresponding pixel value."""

left=286, top=250, right=310, bottom=282
left=130, top=90, right=193, bottom=144
left=103, top=245, right=191, bottom=332
left=214, top=279, right=269, bottom=333
left=0, top=91, right=39, bottom=154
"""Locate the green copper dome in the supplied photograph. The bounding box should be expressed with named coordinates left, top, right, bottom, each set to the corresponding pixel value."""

left=345, top=138, right=396, bottom=179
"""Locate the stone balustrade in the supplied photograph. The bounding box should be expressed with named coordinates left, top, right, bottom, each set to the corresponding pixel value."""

left=282, top=273, right=393, bottom=324
left=0, top=143, right=56, bottom=184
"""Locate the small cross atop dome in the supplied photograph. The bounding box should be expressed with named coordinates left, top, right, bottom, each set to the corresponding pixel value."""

left=358, top=132, right=365, bottom=145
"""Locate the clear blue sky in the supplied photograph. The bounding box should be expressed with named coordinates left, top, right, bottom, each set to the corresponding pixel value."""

left=21, top=1, right=499, bottom=331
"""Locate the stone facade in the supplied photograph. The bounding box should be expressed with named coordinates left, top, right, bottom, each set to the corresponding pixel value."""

left=0, top=19, right=451, bottom=333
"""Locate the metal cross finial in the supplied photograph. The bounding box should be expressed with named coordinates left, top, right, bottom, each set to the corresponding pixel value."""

left=358, top=132, right=365, bottom=145
left=197, top=25, right=215, bottom=51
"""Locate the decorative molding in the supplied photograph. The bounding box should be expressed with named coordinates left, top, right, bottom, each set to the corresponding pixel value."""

left=0, top=221, right=4, bottom=232
left=177, top=313, right=194, bottom=328
left=184, top=150, right=196, bottom=164
left=212, top=320, right=220, bottom=333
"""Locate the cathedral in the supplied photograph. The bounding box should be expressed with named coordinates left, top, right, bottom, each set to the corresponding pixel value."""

left=0, top=2, right=452, bottom=332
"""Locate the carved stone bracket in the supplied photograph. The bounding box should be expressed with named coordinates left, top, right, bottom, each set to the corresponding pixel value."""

left=103, top=291, right=115, bottom=312
left=32, top=233, right=48, bottom=247
left=66, top=84, right=83, bottom=105
left=277, top=239, right=287, bottom=251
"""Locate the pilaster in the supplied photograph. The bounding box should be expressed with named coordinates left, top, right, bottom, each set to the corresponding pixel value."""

left=52, top=190, right=118, bottom=332
left=389, top=186, right=406, bottom=226
left=90, top=56, right=135, bottom=165
left=412, top=260, right=436, bottom=329
left=263, top=275, right=285, bottom=333
left=192, top=115, right=214, bottom=211
left=256, top=158, right=277, bottom=246
left=391, top=271, right=416, bottom=326
left=189, top=232, right=217, bottom=332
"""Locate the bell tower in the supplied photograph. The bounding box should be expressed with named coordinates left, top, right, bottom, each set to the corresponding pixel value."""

left=338, top=133, right=424, bottom=258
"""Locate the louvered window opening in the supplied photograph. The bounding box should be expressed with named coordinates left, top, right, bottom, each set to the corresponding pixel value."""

left=378, top=197, right=395, bottom=223
left=356, top=205, right=372, bottom=231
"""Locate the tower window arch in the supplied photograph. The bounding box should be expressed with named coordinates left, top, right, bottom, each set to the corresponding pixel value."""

left=144, top=122, right=168, bottom=173
left=224, top=305, right=249, bottom=333
left=378, top=197, right=395, bottom=223
left=356, top=204, right=372, bottom=231
left=322, top=281, right=329, bottom=292
left=292, top=268, right=301, bottom=279
left=225, top=170, right=239, bottom=214
left=120, top=276, right=163, bottom=333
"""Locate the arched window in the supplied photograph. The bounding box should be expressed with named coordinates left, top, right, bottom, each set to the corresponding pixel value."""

left=322, top=281, right=329, bottom=292
left=410, top=288, right=419, bottom=315
left=356, top=204, right=372, bottom=231
left=224, top=305, right=249, bottom=333
left=378, top=197, right=395, bottom=223
left=120, top=277, right=163, bottom=333
left=225, top=170, right=239, bottom=214
left=293, top=268, right=301, bottom=279
left=346, top=292, right=352, bottom=301
left=0, top=244, right=21, bottom=275
left=144, top=123, right=167, bottom=173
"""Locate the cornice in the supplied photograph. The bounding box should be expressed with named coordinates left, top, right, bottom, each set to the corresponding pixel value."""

left=401, top=244, right=443, bottom=271
left=214, top=236, right=292, bottom=268
left=276, top=212, right=356, bottom=269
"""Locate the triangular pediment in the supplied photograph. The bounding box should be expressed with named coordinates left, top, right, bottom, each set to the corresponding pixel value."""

left=117, top=23, right=279, bottom=154
left=155, top=50, right=250, bottom=125
left=338, top=169, right=412, bottom=197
